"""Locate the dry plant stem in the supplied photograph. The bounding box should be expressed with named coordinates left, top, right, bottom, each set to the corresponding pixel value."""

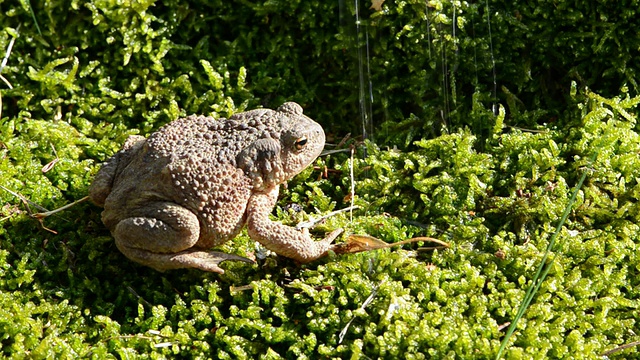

left=230, top=284, right=254, bottom=293
left=295, top=205, right=360, bottom=230
left=335, top=132, right=351, bottom=148
left=336, top=234, right=450, bottom=254
left=32, top=196, right=90, bottom=219
left=338, top=280, right=382, bottom=344
left=0, top=26, right=18, bottom=119
left=0, top=74, right=11, bottom=89
left=394, top=236, right=449, bottom=249
left=320, top=148, right=352, bottom=156
left=0, top=24, right=18, bottom=91
left=0, top=185, right=63, bottom=233
left=600, top=340, right=640, bottom=357
left=1, top=185, right=91, bottom=232
left=0, top=28, right=18, bottom=72
left=0, top=185, right=50, bottom=213
left=347, top=235, right=450, bottom=250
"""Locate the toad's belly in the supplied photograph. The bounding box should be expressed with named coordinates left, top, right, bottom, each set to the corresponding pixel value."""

left=195, top=200, right=249, bottom=248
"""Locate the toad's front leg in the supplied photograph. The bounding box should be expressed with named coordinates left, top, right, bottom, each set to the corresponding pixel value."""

left=246, top=187, right=341, bottom=263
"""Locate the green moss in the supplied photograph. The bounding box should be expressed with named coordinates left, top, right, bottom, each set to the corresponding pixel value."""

left=1, top=0, right=640, bottom=358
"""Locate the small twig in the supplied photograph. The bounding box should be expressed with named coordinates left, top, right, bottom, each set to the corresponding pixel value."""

left=295, top=205, right=360, bottom=230
left=600, top=340, right=640, bottom=357
left=32, top=196, right=90, bottom=219
left=336, top=133, right=351, bottom=148
left=320, top=148, right=353, bottom=156
left=338, top=280, right=382, bottom=344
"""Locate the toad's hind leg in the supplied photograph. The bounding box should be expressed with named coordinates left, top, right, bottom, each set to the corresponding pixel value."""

left=109, top=202, right=253, bottom=273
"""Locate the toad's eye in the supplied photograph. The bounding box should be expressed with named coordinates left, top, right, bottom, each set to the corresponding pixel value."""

left=294, top=137, right=308, bottom=150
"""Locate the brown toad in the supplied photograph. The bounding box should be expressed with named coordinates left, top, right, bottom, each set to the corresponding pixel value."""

left=89, top=102, right=340, bottom=273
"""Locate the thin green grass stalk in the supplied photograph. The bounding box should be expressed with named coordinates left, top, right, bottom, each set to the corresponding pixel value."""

left=26, top=0, right=42, bottom=36
left=495, top=152, right=597, bottom=359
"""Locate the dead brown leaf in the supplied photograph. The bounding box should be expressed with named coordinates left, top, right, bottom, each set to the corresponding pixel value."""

left=332, top=234, right=449, bottom=255
left=370, top=0, right=385, bottom=11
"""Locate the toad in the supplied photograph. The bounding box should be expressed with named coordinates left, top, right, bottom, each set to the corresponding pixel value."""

left=89, top=102, right=341, bottom=273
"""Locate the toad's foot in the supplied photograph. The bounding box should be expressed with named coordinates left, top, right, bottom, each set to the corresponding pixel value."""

left=121, top=248, right=255, bottom=273
left=321, top=228, right=344, bottom=250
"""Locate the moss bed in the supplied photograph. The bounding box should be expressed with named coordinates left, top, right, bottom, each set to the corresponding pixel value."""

left=1, top=0, right=640, bottom=358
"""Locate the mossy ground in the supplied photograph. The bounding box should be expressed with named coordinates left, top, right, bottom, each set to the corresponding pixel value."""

left=1, top=1, right=640, bottom=358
